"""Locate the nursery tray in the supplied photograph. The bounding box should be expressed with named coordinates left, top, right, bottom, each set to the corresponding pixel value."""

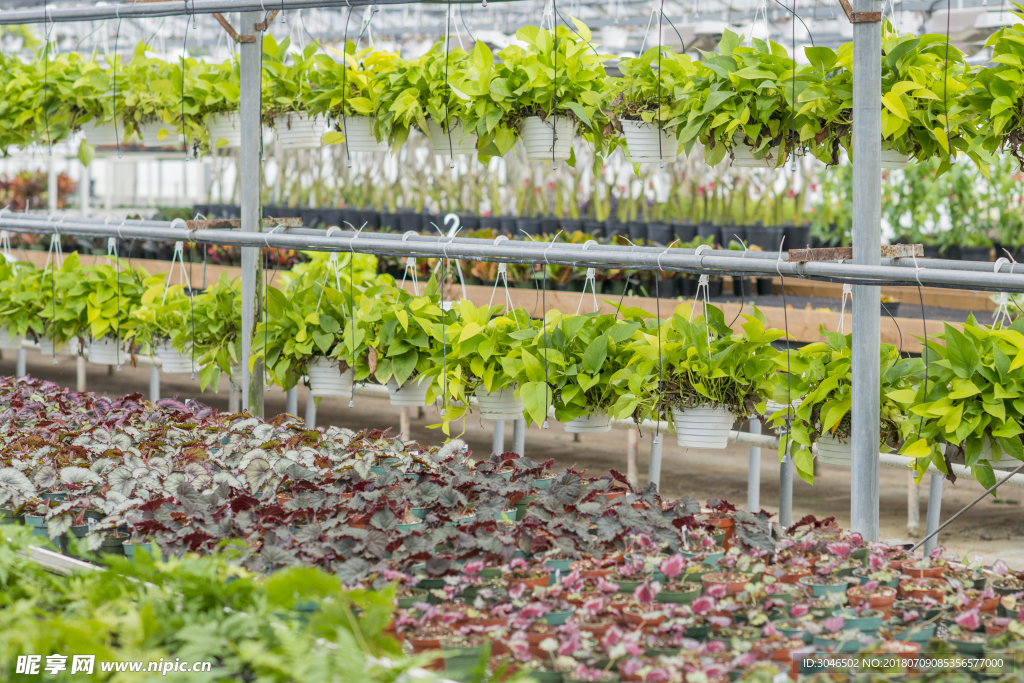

left=786, top=245, right=923, bottom=262
left=185, top=218, right=302, bottom=230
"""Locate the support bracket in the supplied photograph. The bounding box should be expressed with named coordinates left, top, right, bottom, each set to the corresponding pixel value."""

left=186, top=217, right=302, bottom=230
left=837, top=0, right=881, bottom=22
left=212, top=12, right=260, bottom=42
left=787, top=244, right=923, bottom=262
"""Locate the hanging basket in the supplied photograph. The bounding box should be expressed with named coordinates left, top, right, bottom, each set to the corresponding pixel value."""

left=137, top=121, right=178, bottom=147
left=208, top=112, right=242, bottom=149
left=671, top=405, right=735, bottom=449
left=87, top=337, right=123, bottom=366
left=564, top=411, right=613, bottom=434
left=39, top=337, right=79, bottom=357
left=880, top=148, right=910, bottom=169
left=474, top=384, right=524, bottom=421
left=307, top=356, right=354, bottom=397
left=730, top=134, right=777, bottom=168
left=621, top=119, right=678, bottom=164
left=816, top=434, right=851, bottom=466
left=520, top=116, right=577, bottom=162
left=387, top=377, right=431, bottom=407
left=156, top=343, right=197, bottom=374
left=274, top=112, right=325, bottom=150
left=426, top=118, right=478, bottom=156
left=339, top=116, right=388, bottom=153
left=81, top=120, right=121, bottom=147
left=0, top=327, right=22, bottom=351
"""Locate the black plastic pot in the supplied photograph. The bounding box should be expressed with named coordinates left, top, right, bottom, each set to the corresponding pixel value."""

left=460, top=214, right=481, bottom=231
left=500, top=217, right=518, bottom=235
left=697, top=223, right=719, bottom=245
left=708, top=278, right=723, bottom=297
left=958, top=246, right=993, bottom=262
left=881, top=301, right=901, bottom=317
left=300, top=208, right=324, bottom=228
left=540, top=217, right=560, bottom=235
left=479, top=215, right=501, bottom=232
left=756, top=278, right=774, bottom=295
left=784, top=224, right=813, bottom=251
left=517, top=218, right=541, bottom=236
left=628, top=222, right=648, bottom=241
left=423, top=213, right=443, bottom=233
left=340, top=208, right=361, bottom=228
left=604, top=221, right=626, bottom=239
left=193, top=203, right=208, bottom=217
left=560, top=218, right=584, bottom=234
left=583, top=220, right=605, bottom=236
left=320, top=209, right=344, bottom=228
left=378, top=212, right=398, bottom=231
left=397, top=211, right=422, bottom=233
left=678, top=277, right=699, bottom=297
left=746, top=225, right=784, bottom=251
left=648, top=223, right=673, bottom=245
left=649, top=273, right=675, bottom=297
left=922, top=244, right=942, bottom=259
left=733, top=277, right=753, bottom=296
left=673, top=222, right=696, bottom=243
left=358, top=210, right=381, bottom=230
left=720, top=225, right=745, bottom=248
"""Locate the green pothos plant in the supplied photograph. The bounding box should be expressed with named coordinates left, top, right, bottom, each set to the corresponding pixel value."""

left=899, top=317, right=1024, bottom=488
left=773, top=328, right=922, bottom=483
left=629, top=303, right=780, bottom=425
left=455, top=21, right=618, bottom=166
left=261, top=34, right=328, bottom=124
left=508, top=309, right=653, bottom=427
left=188, top=272, right=242, bottom=392
left=125, top=282, right=191, bottom=356
left=309, top=42, right=400, bottom=143
left=0, top=260, right=45, bottom=340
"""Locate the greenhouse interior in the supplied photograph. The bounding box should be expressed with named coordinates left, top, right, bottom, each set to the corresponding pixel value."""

left=4, top=0, right=1024, bottom=681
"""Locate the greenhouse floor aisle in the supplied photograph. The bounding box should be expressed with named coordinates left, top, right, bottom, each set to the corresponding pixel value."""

left=4, top=348, right=1022, bottom=569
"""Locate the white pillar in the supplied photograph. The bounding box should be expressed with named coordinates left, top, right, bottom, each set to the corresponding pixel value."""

left=76, top=356, right=86, bottom=392
left=627, top=429, right=639, bottom=488
left=747, top=418, right=762, bottom=512
left=149, top=366, right=160, bottom=402
left=286, top=386, right=298, bottom=416
left=305, top=390, right=317, bottom=429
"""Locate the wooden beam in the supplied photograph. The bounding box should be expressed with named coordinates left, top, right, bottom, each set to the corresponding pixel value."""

left=211, top=12, right=239, bottom=43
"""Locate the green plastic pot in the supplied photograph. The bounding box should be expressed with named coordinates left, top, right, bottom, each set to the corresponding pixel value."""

left=534, top=477, right=554, bottom=489
left=60, top=525, right=90, bottom=557
left=798, top=576, right=850, bottom=597
left=542, top=610, right=573, bottom=625
left=515, top=496, right=538, bottom=521
left=831, top=608, right=883, bottom=632
left=615, top=579, right=645, bottom=593
left=777, top=625, right=813, bottom=644
left=99, top=532, right=127, bottom=556
left=656, top=585, right=702, bottom=604
left=564, top=674, right=619, bottom=683
left=886, top=620, right=936, bottom=642
left=123, top=542, right=152, bottom=560
left=949, top=638, right=986, bottom=655
left=416, top=578, right=447, bottom=590
left=812, top=633, right=863, bottom=653
left=25, top=515, right=48, bottom=538
left=524, top=670, right=563, bottom=683
left=410, top=507, right=428, bottom=519
left=41, top=492, right=67, bottom=502
left=397, top=522, right=424, bottom=532
left=442, top=646, right=487, bottom=677
left=684, top=624, right=711, bottom=640
left=0, top=508, right=23, bottom=525
left=478, top=568, right=503, bottom=579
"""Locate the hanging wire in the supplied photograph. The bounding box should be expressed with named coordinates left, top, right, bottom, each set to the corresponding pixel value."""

left=113, top=10, right=123, bottom=159
left=656, top=0, right=665, bottom=166
left=942, top=0, right=952, bottom=163
left=551, top=0, right=559, bottom=168
left=789, top=0, right=797, bottom=172
left=181, top=11, right=191, bottom=160
left=43, top=2, right=53, bottom=156
left=112, top=238, right=122, bottom=371
left=340, top=6, right=354, bottom=168
left=443, top=0, right=455, bottom=164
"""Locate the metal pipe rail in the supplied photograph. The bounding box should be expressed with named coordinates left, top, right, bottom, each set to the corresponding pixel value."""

left=4, top=215, right=1024, bottom=293
left=0, top=0, right=505, bottom=26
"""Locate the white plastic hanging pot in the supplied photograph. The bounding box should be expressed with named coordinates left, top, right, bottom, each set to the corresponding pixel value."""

left=815, top=434, right=851, bottom=466
left=730, top=133, right=776, bottom=168
left=621, top=119, right=678, bottom=164
left=307, top=356, right=354, bottom=397
left=274, top=112, right=324, bottom=150
left=39, top=337, right=79, bottom=357
left=387, top=377, right=431, bottom=407
left=564, top=411, right=613, bottom=434
left=474, top=384, right=524, bottom=421
left=207, top=112, right=242, bottom=149
left=156, top=342, right=197, bottom=374
left=880, top=148, right=910, bottom=169
left=87, top=337, right=123, bottom=366
left=0, top=327, right=22, bottom=351
left=426, top=118, right=478, bottom=156
left=339, top=116, right=388, bottom=153
left=81, top=120, right=121, bottom=147
left=671, top=405, right=735, bottom=449
left=520, top=116, right=577, bottom=162
left=137, top=121, right=178, bottom=147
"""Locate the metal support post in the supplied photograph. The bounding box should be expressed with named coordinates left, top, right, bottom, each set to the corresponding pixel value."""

left=16, top=348, right=25, bottom=378
left=400, top=406, right=411, bottom=441
left=923, top=473, right=943, bottom=556
left=79, top=161, right=89, bottom=218
left=908, top=470, right=920, bottom=537
left=76, top=356, right=86, bottom=392
left=627, top=429, right=639, bottom=487
left=779, top=453, right=794, bottom=529
left=648, top=434, right=663, bottom=491
left=305, top=391, right=317, bottom=429
left=747, top=418, right=762, bottom=512
left=239, top=10, right=263, bottom=416
left=850, top=0, right=883, bottom=542
left=512, top=418, right=526, bottom=456
left=491, top=419, right=505, bottom=455
left=285, top=386, right=298, bottom=416
left=149, top=366, right=160, bottom=402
